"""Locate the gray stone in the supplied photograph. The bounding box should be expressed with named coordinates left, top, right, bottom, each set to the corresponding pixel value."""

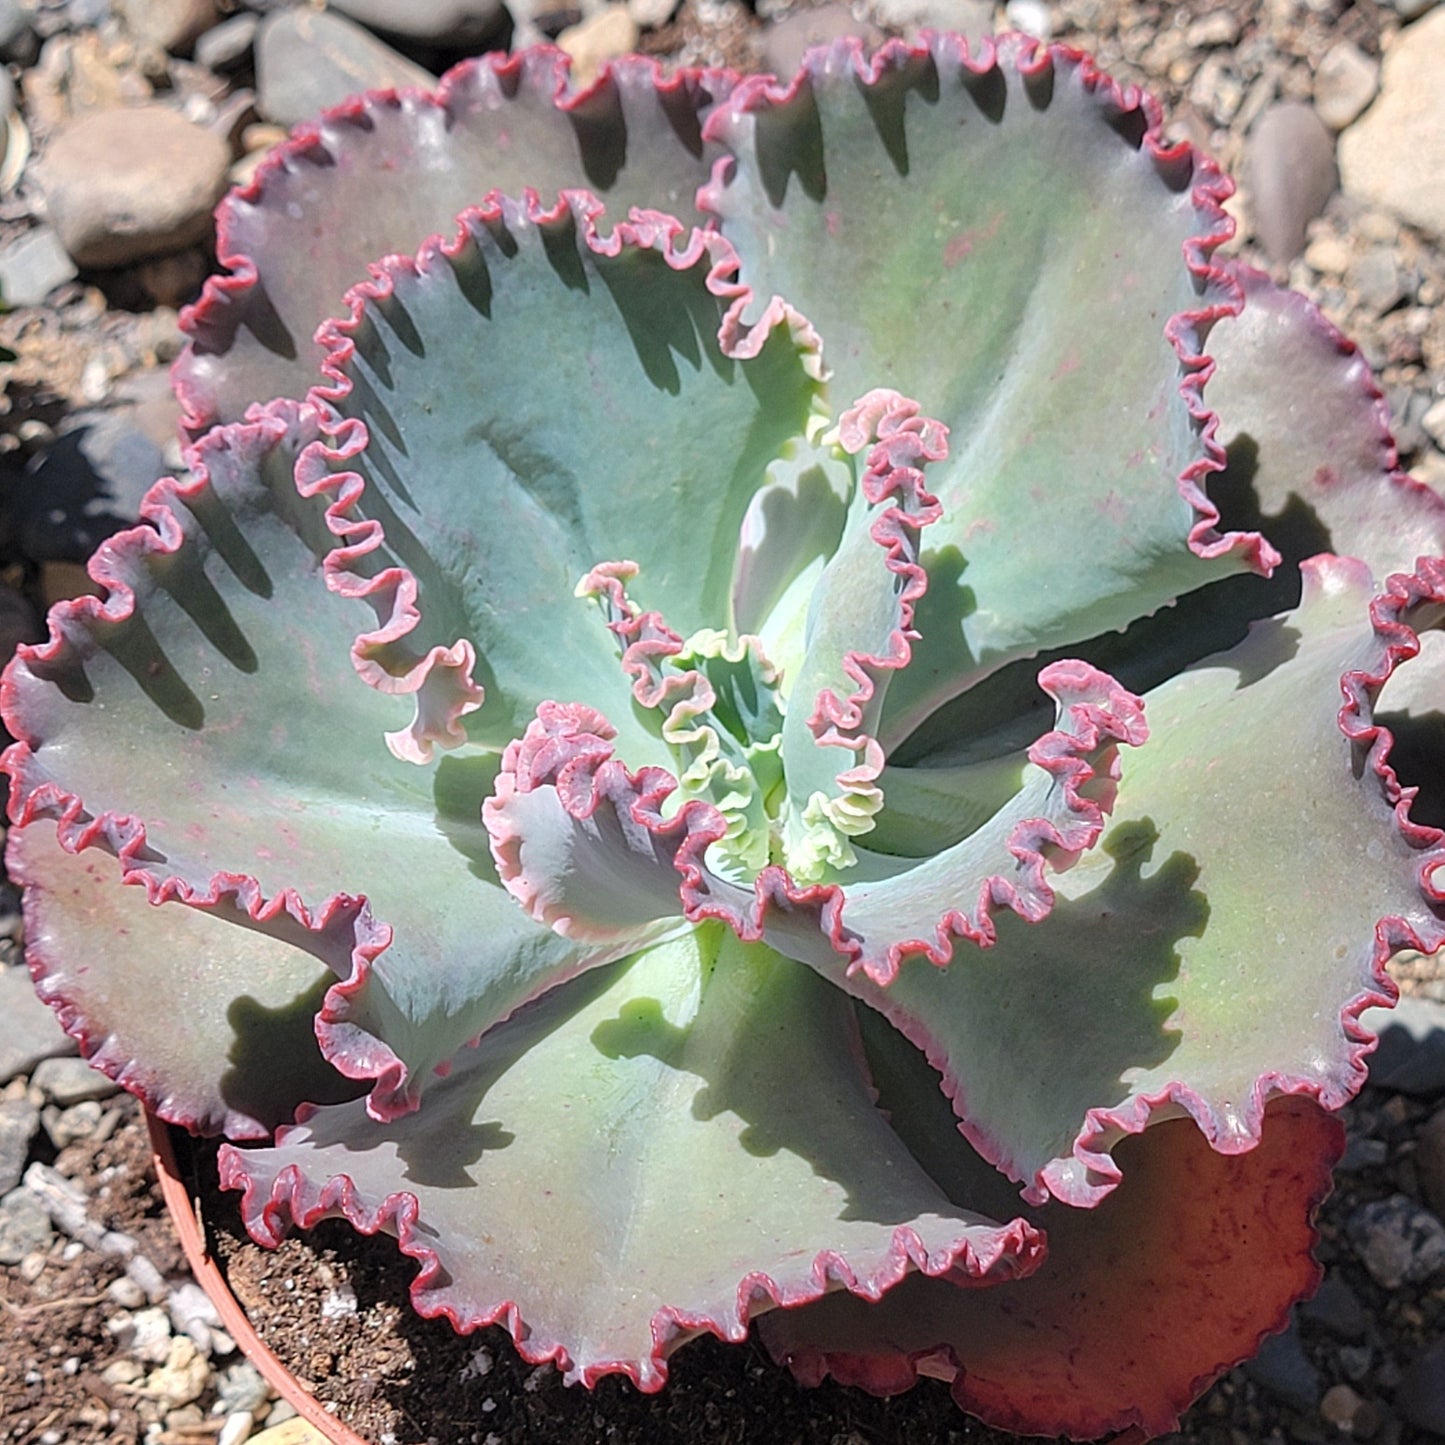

left=0, top=0, right=36, bottom=64
left=1299, top=1273, right=1367, bottom=1340
left=0, top=226, right=78, bottom=308
left=1243, top=1323, right=1323, bottom=1411
left=42, top=1099, right=102, bottom=1147
left=1361, top=996, right=1445, bottom=1096
left=215, top=1362, right=270, bottom=1417
left=0, top=583, right=41, bottom=669
left=1420, top=1105, right=1445, bottom=1219
left=1346, top=1193, right=1445, bottom=1289
left=0, top=1185, right=52, bottom=1265
left=1340, top=8, right=1445, bottom=243
left=1337, top=1133, right=1388, bottom=1171
left=1395, top=1336, right=1445, bottom=1436
left=1393, top=0, right=1439, bottom=17
left=328, top=0, right=506, bottom=46
left=117, top=0, right=218, bottom=52
left=31, top=1056, right=119, bottom=1106
left=1313, top=40, right=1379, bottom=131
left=193, top=12, right=258, bottom=71
left=11, top=409, right=169, bottom=563
left=255, top=10, right=436, bottom=129
left=36, top=105, right=229, bottom=269
left=0, top=967, right=77, bottom=1085
left=1244, top=101, right=1338, bottom=265
left=869, top=0, right=993, bottom=38
left=761, top=2, right=883, bottom=78
left=0, top=1098, right=39, bottom=1195
left=1352, top=247, right=1405, bottom=315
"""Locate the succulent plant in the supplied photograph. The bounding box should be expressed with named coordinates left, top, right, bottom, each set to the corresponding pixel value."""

left=6, top=32, right=1445, bottom=1441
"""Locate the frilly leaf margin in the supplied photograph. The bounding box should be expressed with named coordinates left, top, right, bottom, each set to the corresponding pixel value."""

left=216, top=1113, right=1044, bottom=1393
left=697, top=32, right=1281, bottom=588
left=302, top=189, right=826, bottom=766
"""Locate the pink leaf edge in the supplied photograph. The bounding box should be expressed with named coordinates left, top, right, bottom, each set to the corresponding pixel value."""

left=483, top=660, right=1146, bottom=986
left=173, top=47, right=743, bottom=434
left=696, top=31, right=1281, bottom=581
left=215, top=1133, right=1045, bottom=1392
left=297, top=188, right=824, bottom=767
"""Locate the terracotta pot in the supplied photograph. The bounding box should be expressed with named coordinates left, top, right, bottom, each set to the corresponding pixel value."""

left=145, top=1110, right=371, bottom=1445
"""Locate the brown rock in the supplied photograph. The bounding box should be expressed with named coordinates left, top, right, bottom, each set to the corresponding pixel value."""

left=36, top=105, right=228, bottom=269
left=1244, top=102, right=1338, bottom=265
left=117, top=0, right=219, bottom=54
left=557, top=6, right=639, bottom=88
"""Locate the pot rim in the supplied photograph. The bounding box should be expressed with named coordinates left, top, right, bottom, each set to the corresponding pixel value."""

left=144, top=1109, right=372, bottom=1445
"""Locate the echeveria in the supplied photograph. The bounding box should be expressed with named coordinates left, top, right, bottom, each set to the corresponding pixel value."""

left=6, top=33, right=1445, bottom=1441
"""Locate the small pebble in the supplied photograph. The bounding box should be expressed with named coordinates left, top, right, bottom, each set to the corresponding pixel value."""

left=1003, top=0, right=1051, bottom=38
left=557, top=5, right=640, bottom=87
left=1244, top=101, right=1338, bottom=265
left=1345, top=1193, right=1445, bottom=1289
left=1313, top=41, right=1380, bottom=132
left=31, top=1055, right=119, bottom=1106
left=0, top=1186, right=54, bottom=1265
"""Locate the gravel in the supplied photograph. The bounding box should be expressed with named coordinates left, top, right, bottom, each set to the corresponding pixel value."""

left=0, top=0, right=1443, bottom=1441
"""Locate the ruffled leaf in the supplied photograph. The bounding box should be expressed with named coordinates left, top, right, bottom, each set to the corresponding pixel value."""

left=313, top=192, right=825, bottom=754
left=8, top=822, right=363, bottom=1137
left=220, top=926, right=1042, bottom=1388
left=484, top=664, right=1146, bottom=986
left=1207, top=264, right=1445, bottom=576
left=760, top=1078, right=1342, bottom=1441
left=1, top=407, right=599, bottom=1120
left=178, top=52, right=740, bottom=430
left=703, top=36, right=1272, bottom=740
left=837, top=554, right=1445, bottom=1208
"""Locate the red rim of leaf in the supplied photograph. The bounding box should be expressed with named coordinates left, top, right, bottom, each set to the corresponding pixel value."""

left=173, top=47, right=743, bottom=435
left=216, top=1124, right=1045, bottom=1393
left=696, top=32, right=1280, bottom=589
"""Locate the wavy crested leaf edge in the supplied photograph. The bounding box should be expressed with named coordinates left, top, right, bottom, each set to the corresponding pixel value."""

left=173, top=46, right=744, bottom=434
left=856, top=553, right=1445, bottom=1210
left=483, top=659, right=1147, bottom=983
left=0, top=407, right=401, bottom=1134
left=1221, top=257, right=1445, bottom=539
left=215, top=1122, right=1045, bottom=1392
left=697, top=31, right=1280, bottom=586
left=301, top=188, right=826, bottom=767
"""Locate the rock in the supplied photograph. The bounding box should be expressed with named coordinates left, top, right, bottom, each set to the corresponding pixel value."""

left=1320, top=1383, right=1380, bottom=1436
left=255, top=10, right=436, bottom=129
left=1299, top=1273, right=1367, bottom=1341
left=1351, top=247, right=1405, bottom=316
left=1395, top=1336, right=1445, bottom=1435
left=557, top=5, right=639, bottom=87
left=1345, top=1193, right=1445, bottom=1289
left=626, top=0, right=674, bottom=30
left=0, top=967, right=77, bottom=1085
left=1003, top=0, right=1050, bottom=38
left=0, top=0, right=36, bottom=65
left=168, top=1280, right=223, bottom=1353
left=194, top=12, right=258, bottom=71
left=146, top=1336, right=209, bottom=1409
left=0, top=584, right=42, bottom=670
left=31, top=1055, right=119, bottom=1106
left=1393, top=0, right=1439, bottom=17
left=1313, top=41, right=1379, bottom=131
left=760, top=2, right=881, bottom=77
left=1340, top=9, right=1445, bottom=243
left=1361, top=996, right=1445, bottom=1095
left=1184, top=10, right=1239, bottom=47
left=117, top=0, right=218, bottom=52
left=41, top=1099, right=103, bottom=1147
left=0, top=1185, right=53, bottom=1265
left=215, top=1361, right=271, bottom=1417
left=327, top=0, right=507, bottom=47
left=1244, top=1323, right=1323, bottom=1411
left=1419, top=396, right=1445, bottom=450
left=870, top=0, right=993, bottom=37
left=1304, top=232, right=1351, bottom=276
left=1244, top=102, right=1338, bottom=265
left=0, top=1099, right=39, bottom=1195
left=37, top=105, right=228, bottom=269
left=1420, top=1106, right=1445, bottom=1217
left=0, top=226, right=78, bottom=307
left=219, top=1413, right=255, bottom=1445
